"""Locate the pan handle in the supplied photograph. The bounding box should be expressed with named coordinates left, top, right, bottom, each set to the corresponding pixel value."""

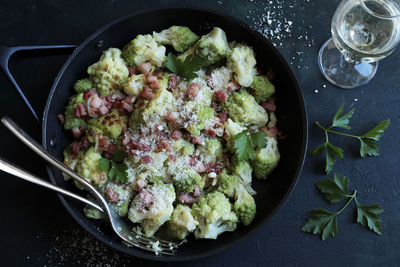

left=0, top=44, right=77, bottom=121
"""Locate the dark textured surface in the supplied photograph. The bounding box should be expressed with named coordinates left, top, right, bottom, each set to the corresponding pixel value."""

left=0, top=0, right=399, bottom=266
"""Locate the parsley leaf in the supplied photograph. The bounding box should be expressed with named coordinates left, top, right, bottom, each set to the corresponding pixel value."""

left=108, top=162, right=128, bottom=183
left=112, top=148, right=126, bottom=162
left=234, top=130, right=255, bottom=161
left=309, top=106, right=389, bottom=173
left=301, top=209, right=338, bottom=241
left=98, top=158, right=110, bottom=172
left=331, top=105, right=355, bottom=129
left=316, top=174, right=349, bottom=203
left=250, top=132, right=268, bottom=148
left=165, top=52, right=208, bottom=80
left=234, top=130, right=268, bottom=161
left=303, top=173, right=383, bottom=240
left=356, top=204, right=383, bottom=235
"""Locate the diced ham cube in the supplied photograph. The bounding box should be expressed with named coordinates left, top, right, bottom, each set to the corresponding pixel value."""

left=141, top=87, right=156, bottom=100
left=187, top=83, right=200, bottom=99
left=71, top=127, right=82, bottom=139
left=106, top=188, right=120, bottom=203
left=171, top=130, right=182, bottom=140
left=168, top=74, right=178, bottom=90
left=227, top=81, right=240, bottom=92
left=57, top=114, right=65, bottom=125
left=213, top=90, right=228, bottom=102
left=137, top=62, right=152, bottom=74
left=136, top=179, right=147, bottom=191
left=218, top=112, right=227, bottom=123
left=138, top=189, right=155, bottom=210
left=169, top=154, right=177, bottom=162
left=121, top=101, right=134, bottom=113
left=165, top=112, right=178, bottom=122
left=261, top=98, right=276, bottom=112
left=128, top=67, right=137, bottom=77
left=141, top=155, right=152, bottom=163
left=98, top=105, right=109, bottom=116
left=89, top=95, right=103, bottom=109
left=178, top=193, right=198, bottom=205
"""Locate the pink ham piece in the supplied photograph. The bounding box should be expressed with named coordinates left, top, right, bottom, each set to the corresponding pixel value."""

left=71, top=127, right=82, bottom=139
left=261, top=98, right=276, bottom=112
left=168, top=74, right=178, bottom=90
left=136, top=179, right=148, bottom=191
left=128, top=67, right=137, bottom=77
left=106, top=188, right=120, bottom=203
left=83, top=89, right=97, bottom=101
left=171, top=130, right=182, bottom=140
left=138, top=189, right=155, bottom=210
left=165, top=112, right=178, bottom=122
left=137, top=62, right=152, bottom=74
left=146, top=74, right=160, bottom=89
left=187, top=83, right=200, bottom=99
left=179, top=193, right=198, bottom=205
left=57, top=114, right=65, bottom=125
left=89, top=95, right=103, bottom=109
left=98, top=105, right=110, bottom=116
left=218, top=112, right=227, bottom=123
left=141, top=87, right=156, bottom=100
left=121, top=101, right=134, bottom=113
left=74, top=103, right=87, bottom=118
left=213, top=90, right=228, bottom=102
left=141, top=155, right=152, bottom=163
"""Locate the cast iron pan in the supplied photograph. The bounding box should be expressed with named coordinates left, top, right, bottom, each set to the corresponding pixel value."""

left=38, top=7, right=307, bottom=261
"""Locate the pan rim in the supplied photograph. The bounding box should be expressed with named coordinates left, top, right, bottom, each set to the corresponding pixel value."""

left=42, top=5, right=308, bottom=262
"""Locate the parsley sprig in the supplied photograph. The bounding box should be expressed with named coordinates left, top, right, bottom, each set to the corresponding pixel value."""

left=302, top=173, right=383, bottom=240
left=309, top=105, right=390, bottom=173
left=234, top=130, right=268, bottom=161
left=98, top=148, right=128, bottom=183
left=165, top=52, right=208, bottom=80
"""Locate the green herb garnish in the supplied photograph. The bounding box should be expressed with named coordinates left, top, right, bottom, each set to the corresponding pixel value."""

left=309, top=105, right=390, bottom=173
left=301, top=173, right=383, bottom=240
left=165, top=52, right=208, bottom=80
left=97, top=149, right=128, bottom=183
left=234, top=130, right=268, bottom=161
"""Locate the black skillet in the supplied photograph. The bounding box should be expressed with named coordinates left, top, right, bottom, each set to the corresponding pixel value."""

left=2, top=7, right=307, bottom=261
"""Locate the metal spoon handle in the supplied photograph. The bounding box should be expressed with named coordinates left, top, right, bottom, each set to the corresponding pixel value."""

left=1, top=116, right=112, bottom=218
left=0, top=157, right=103, bottom=212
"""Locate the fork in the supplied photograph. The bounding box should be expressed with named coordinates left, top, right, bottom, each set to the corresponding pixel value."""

left=1, top=116, right=181, bottom=255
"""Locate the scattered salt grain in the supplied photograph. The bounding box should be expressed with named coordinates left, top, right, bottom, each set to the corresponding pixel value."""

left=314, top=89, right=319, bottom=94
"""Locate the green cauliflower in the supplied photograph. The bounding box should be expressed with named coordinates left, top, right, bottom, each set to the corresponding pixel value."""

left=122, top=34, right=166, bottom=67
left=87, top=48, right=129, bottom=96
left=224, top=118, right=247, bottom=138
left=103, top=182, right=133, bottom=217
left=227, top=44, right=256, bottom=87
left=192, top=191, right=238, bottom=239
left=217, top=170, right=239, bottom=198
left=173, top=167, right=202, bottom=193
left=185, top=103, right=214, bottom=136
left=84, top=205, right=104, bottom=219
left=129, top=77, right=172, bottom=128
left=178, top=27, right=229, bottom=66
left=222, top=90, right=268, bottom=127
left=88, top=109, right=127, bottom=139
left=123, top=73, right=147, bottom=97
left=198, top=138, right=223, bottom=163
left=249, top=75, right=275, bottom=103
left=172, top=139, right=195, bottom=156
left=64, top=93, right=86, bottom=130
left=76, top=147, right=108, bottom=188
left=234, top=183, right=256, bottom=226
left=73, top=78, right=93, bottom=93
left=250, top=136, right=280, bottom=179
left=153, top=26, right=199, bottom=52
left=128, top=182, right=176, bottom=237
left=168, top=204, right=199, bottom=240
left=230, top=158, right=253, bottom=186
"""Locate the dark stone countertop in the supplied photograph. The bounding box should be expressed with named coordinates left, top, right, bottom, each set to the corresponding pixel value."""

left=0, top=0, right=399, bottom=266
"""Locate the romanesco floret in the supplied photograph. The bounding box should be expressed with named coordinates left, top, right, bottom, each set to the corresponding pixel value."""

left=153, top=26, right=199, bottom=52
left=217, top=170, right=239, bottom=198
left=230, top=158, right=253, bottom=186
left=128, top=182, right=175, bottom=237
left=172, top=139, right=195, bottom=156
left=129, top=81, right=173, bottom=127
left=223, top=118, right=247, bottom=138
left=173, top=167, right=202, bottom=193
left=234, top=183, right=256, bottom=226
left=88, top=109, right=127, bottom=139
left=192, top=191, right=238, bottom=239
left=122, top=34, right=166, bottom=67
left=198, top=138, right=223, bottom=162
left=177, top=27, right=229, bottom=66
left=123, top=73, right=147, bottom=97
left=87, top=48, right=129, bottom=96
left=73, top=78, right=93, bottom=93
left=64, top=93, right=86, bottom=130
left=227, top=44, right=256, bottom=87
left=249, top=75, right=275, bottom=103
left=168, top=204, right=199, bottom=240
left=185, top=103, right=214, bottom=136
left=84, top=205, right=104, bottom=219
left=222, top=90, right=268, bottom=127
left=76, top=147, right=108, bottom=188
left=250, top=136, right=280, bottom=179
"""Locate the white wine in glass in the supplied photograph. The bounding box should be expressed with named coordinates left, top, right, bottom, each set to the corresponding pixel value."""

left=319, top=0, right=400, bottom=89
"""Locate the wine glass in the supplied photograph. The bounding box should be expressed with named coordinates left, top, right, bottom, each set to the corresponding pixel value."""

left=318, top=0, right=400, bottom=89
